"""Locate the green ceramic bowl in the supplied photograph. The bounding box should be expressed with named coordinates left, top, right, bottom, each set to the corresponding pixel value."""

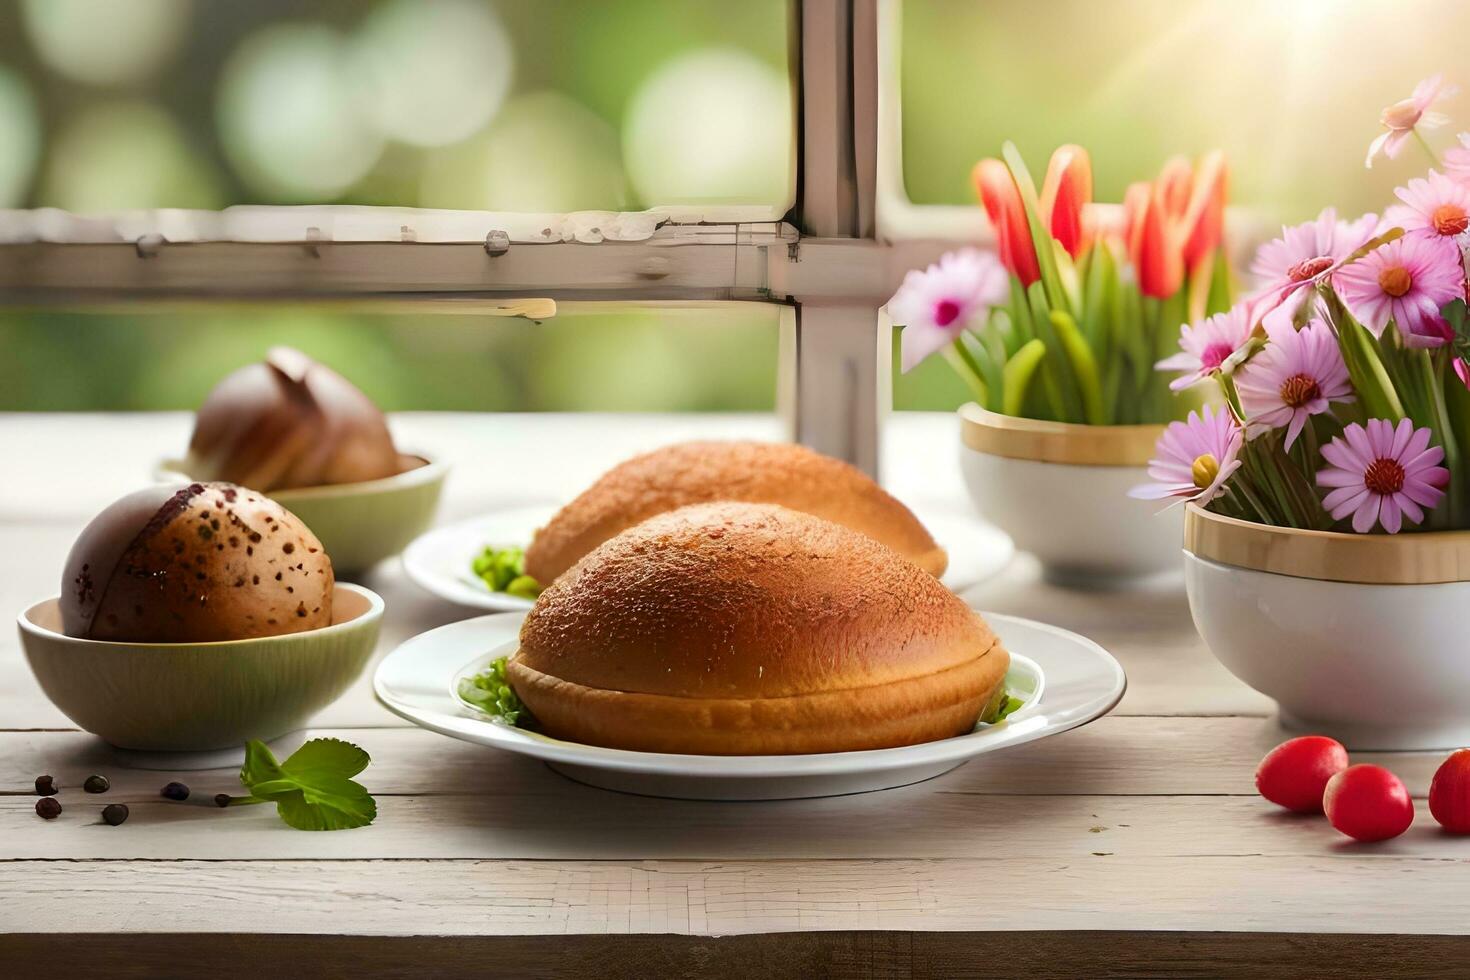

left=160, top=455, right=449, bottom=575
left=18, top=582, right=383, bottom=752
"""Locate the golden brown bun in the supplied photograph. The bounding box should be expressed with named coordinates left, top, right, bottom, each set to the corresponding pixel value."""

left=523, top=441, right=946, bottom=585
left=510, top=503, right=1006, bottom=755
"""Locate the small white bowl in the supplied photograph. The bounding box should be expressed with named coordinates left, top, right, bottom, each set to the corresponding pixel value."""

left=1184, top=504, right=1470, bottom=750
left=957, top=404, right=1180, bottom=586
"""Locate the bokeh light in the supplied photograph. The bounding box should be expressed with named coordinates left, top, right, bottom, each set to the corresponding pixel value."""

left=20, top=0, right=191, bottom=87
left=216, top=23, right=384, bottom=201
left=622, top=48, right=793, bottom=207
left=420, top=91, right=628, bottom=212
left=0, top=66, right=40, bottom=207
left=350, top=0, right=514, bottom=148
left=41, top=102, right=222, bottom=212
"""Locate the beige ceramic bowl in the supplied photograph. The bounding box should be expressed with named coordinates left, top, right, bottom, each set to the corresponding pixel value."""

left=159, top=454, right=449, bottom=574
left=18, top=582, right=383, bottom=752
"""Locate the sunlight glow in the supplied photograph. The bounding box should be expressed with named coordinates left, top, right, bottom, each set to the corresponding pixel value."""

left=349, top=0, right=514, bottom=148
left=20, top=0, right=190, bottom=86
left=216, top=24, right=384, bottom=201
left=623, top=49, right=792, bottom=206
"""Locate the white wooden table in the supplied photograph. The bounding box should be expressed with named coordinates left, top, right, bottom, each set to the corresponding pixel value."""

left=2, top=413, right=1465, bottom=976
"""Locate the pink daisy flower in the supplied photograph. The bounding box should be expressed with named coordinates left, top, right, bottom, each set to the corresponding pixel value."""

left=1248, top=208, right=1380, bottom=333
left=1156, top=304, right=1253, bottom=391
left=1385, top=170, right=1470, bottom=241
left=1366, top=74, right=1455, bottom=169
left=1317, top=418, right=1448, bottom=533
left=888, top=248, right=1008, bottom=372
left=1128, top=405, right=1243, bottom=506
left=1235, top=318, right=1354, bottom=450
left=1442, top=133, right=1470, bottom=183
left=1333, top=234, right=1464, bottom=346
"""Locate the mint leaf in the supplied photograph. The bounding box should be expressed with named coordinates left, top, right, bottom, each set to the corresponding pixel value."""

left=237, top=738, right=377, bottom=831
left=240, top=738, right=285, bottom=786
left=273, top=774, right=378, bottom=831
left=281, top=737, right=371, bottom=780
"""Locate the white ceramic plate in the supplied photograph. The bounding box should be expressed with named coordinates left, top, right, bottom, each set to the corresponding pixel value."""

left=373, top=610, right=1124, bottom=800
left=402, top=505, right=1013, bottom=612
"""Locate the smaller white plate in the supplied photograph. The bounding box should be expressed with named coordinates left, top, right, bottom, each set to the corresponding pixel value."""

left=374, top=610, right=1124, bottom=800
left=402, top=505, right=1013, bottom=611
left=401, top=504, right=558, bottom=612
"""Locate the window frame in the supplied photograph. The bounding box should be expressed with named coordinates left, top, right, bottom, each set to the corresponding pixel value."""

left=0, top=0, right=914, bottom=476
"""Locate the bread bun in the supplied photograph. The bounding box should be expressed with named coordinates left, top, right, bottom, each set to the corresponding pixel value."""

left=185, top=347, right=402, bottom=491
left=60, top=482, right=334, bottom=642
left=523, top=441, right=946, bottom=585
left=510, top=503, right=1006, bottom=755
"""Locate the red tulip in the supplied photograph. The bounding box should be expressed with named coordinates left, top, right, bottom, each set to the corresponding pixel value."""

left=1119, top=180, right=1150, bottom=247
left=973, top=158, right=1041, bottom=286
left=1130, top=182, right=1185, bottom=299
left=1156, top=155, right=1194, bottom=220
left=1040, top=144, right=1093, bottom=260
left=1181, top=150, right=1228, bottom=268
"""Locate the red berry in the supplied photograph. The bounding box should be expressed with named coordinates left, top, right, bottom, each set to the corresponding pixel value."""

left=1429, top=749, right=1470, bottom=833
left=1254, top=736, right=1348, bottom=813
left=1324, top=764, right=1414, bottom=842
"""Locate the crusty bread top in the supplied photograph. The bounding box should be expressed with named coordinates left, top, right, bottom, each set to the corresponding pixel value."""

left=517, top=502, right=996, bottom=700
left=523, top=441, right=945, bottom=584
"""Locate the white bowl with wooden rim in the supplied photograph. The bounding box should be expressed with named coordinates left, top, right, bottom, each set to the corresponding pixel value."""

left=1185, top=503, right=1470, bottom=750
left=958, top=404, right=1180, bottom=586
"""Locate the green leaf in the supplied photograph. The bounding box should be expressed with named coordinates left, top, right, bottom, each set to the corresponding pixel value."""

left=1050, top=311, right=1106, bottom=425
left=979, top=686, right=1025, bottom=725
left=281, top=736, right=371, bottom=780
left=1002, top=339, right=1047, bottom=417
left=237, top=737, right=377, bottom=832
left=240, top=739, right=284, bottom=787
left=274, top=779, right=378, bottom=832
left=458, top=656, right=534, bottom=728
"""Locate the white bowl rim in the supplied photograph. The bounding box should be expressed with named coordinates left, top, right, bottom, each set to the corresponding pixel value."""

left=18, top=581, right=384, bottom=650
left=156, top=453, right=449, bottom=501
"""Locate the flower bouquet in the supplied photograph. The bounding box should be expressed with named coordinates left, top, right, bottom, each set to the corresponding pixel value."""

left=888, top=142, right=1232, bottom=584
left=1163, top=75, right=1470, bottom=749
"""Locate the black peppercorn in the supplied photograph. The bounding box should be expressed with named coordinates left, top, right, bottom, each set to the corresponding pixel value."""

left=83, top=774, right=110, bottom=794
left=161, top=781, right=190, bottom=801
left=35, top=797, right=61, bottom=819
left=35, top=774, right=57, bottom=796
left=101, top=804, right=129, bottom=826
left=214, top=793, right=232, bottom=808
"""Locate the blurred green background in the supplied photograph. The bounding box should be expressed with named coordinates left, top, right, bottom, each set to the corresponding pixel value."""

left=1, top=0, right=1461, bottom=414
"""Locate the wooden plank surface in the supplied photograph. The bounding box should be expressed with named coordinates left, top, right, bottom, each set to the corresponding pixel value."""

left=8, top=716, right=1442, bottom=799
left=6, top=856, right=1470, bottom=936
left=0, top=412, right=1463, bottom=963
left=5, top=934, right=1464, bottom=980
left=2, top=931, right=1465, bottom=980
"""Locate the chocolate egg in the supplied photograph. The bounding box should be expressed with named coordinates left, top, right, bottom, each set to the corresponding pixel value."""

left=185, top=347, right=402, bottom=492
left=60, top=483, right=334, bottom=642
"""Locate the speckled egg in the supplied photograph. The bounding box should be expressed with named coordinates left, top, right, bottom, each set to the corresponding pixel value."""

left=60, top=483, right=334, bottom=642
